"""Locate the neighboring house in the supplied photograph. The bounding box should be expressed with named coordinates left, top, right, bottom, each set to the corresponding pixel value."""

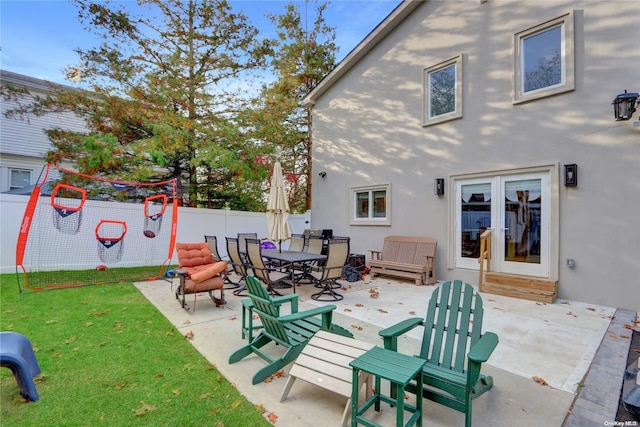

left=304, top=0, right=640, bottom=310
left=0, top=70, right=86, bottom=193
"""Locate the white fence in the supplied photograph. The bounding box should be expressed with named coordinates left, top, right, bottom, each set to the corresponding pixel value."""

left=0, top=193, right=310, bottom=274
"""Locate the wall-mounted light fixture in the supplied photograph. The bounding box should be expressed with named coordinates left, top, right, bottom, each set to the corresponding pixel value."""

left=318, top=171, right=327, bottom=178
left=564, top=164, right=577, bottom=187
left=612, top=90, right=639, bottom=120
left=434, top=178, right=445, bottom=196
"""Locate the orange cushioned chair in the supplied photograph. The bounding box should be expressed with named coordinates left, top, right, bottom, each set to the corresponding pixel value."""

left=175, top=242, right=227, bottom=312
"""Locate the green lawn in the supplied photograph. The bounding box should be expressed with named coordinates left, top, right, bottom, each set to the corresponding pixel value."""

left=0, top=275, right=271, bottom=426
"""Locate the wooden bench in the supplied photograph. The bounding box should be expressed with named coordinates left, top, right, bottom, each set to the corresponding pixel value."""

left=280, top=330, right=375, bottom=427
left=369, top=236, right=437, bottom=286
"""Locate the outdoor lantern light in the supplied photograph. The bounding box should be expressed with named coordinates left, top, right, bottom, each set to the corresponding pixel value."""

left=434, top=178, right=445, bottom=196
left=612, top=90, right=639, bottom=121
left=564, top=164, right=577, bottom=187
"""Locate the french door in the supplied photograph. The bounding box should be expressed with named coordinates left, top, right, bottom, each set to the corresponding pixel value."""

left=455, top=172, right=549, bottom=277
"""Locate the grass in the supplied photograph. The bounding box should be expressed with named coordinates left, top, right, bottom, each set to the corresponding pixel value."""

left=0, top=274, right=271, bottom=427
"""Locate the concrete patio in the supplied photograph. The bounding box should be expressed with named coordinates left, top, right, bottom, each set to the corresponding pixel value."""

left=135, top=273, right=636, bottom=426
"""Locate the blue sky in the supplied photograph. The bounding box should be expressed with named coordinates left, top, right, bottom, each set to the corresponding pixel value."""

left=0, top=0, right=402, bottom=85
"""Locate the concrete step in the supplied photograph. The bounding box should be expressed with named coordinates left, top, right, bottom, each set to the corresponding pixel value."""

left=480, top=272, right=558, bottom=303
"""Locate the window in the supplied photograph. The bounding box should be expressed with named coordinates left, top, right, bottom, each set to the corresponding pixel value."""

left=423, top=54, right=463, bottom=126
left=350, top=184, right=390, bottom=225
left=514, top=12, right=574, bottom=104
left=10, top=168, right=32, bottom=190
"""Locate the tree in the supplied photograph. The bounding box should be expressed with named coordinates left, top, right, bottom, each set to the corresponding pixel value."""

left=248, top=1, right=338, bottom=213
left=3, top=0, right=272, bottom=209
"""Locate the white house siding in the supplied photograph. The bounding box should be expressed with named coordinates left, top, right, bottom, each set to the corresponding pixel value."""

left=307, top=1, right=640, bottom=310
left=0, top=70, right=87, bottom=191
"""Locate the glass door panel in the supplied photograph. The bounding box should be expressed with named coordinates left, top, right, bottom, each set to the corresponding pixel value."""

left=499, top=174, right=548, bottom=276
left=456, top=180, right=493, bottom=270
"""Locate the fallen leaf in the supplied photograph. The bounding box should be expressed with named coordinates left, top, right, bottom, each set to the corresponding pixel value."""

left=344, top=308, right=352, bottom=312
left=132, top=402, right=157, bottom=416
left=522, top=408, right=528, bottom=413
left=229, top=316, right=237, bottom=321
left=624, top=324, right=635, bottom=330
left=587, top=307, right=596, bottom=312
left=561, top=301, right=570, bottom=305
left=231, top=400, right=241, bottom=409
left=409, top=311, right=416, bottom=315
left=351, top=325, right=363, bottom=331
left=185, top=330, right=194, bottom=339
left=172, top=389, right=181, bottom=395
left=184, top=320, right=191, bottom=325
left=355, top=303, right=364, bottom=307
left=256, top=403, right=266, bottom=413
left=532, top=376, right=548, bottom=386
left=610, top=334, right=618, bottom=339
left=264, top=370, right=285, bottom=383
left=267, top=412, right=278, bottom=423
left=621, top=334, right=631, bottom=339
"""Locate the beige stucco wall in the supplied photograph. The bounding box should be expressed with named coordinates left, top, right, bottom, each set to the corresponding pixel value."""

left=310, top=0, right=640, bottom=310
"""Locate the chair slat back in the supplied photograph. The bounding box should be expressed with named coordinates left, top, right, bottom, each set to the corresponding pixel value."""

left=204, top=235, right=222, bottom=261
left=306, top=236, right=324, bottom=254
left=245, top=276, right=290, bottom=345
left=397, top=242, right=417, bottom=264
left=289, top=234, right=305, bottom=252
left=226, top=237, right=246, bottom=277
left=245, top=238, right=268, bottom=282
left=323, top=238, right=350, bottom=280
left=238, top=233, right=258, bottom=254
left=381, top=240, right=400, bottom=261
left=414, top=241, right=437, bottom=265
left=420, top=280, right=484, bottom=373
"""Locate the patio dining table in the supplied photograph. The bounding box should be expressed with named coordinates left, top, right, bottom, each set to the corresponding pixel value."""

left=261, top=249, right=327, bottom=292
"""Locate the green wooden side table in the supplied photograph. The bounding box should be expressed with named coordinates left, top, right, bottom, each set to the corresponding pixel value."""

left=349, top=346, right=425, bottom=427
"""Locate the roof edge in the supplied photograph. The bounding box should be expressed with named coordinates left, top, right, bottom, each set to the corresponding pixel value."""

left=302, top=0, right=422, bottom=107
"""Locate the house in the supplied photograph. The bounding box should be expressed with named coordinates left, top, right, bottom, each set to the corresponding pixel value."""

left=303, top=0, right=640, bottom=310
left=0, top=70, right=86, bottom=193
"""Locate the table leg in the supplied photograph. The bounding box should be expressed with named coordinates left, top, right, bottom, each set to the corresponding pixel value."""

left=351, top=367, right=360, bottom=426
left=395, top=382, right=405, bottom=427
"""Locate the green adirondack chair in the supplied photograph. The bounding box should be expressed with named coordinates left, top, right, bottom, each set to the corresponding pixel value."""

left=379, top=280, right=498, bottom=427
left=229, top=275, right=353, bottom=385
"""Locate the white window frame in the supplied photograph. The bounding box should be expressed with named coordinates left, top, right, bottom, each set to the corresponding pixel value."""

left=9, top=168, right=33, bottom=190
left=422, top=54, right=463, bottom=127
left=513, top=12, right=575, bottom=104
left=349, top=183, right=391, bottom=226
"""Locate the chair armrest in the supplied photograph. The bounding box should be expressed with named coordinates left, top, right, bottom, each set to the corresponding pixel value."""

left=271, top=293, right=299, bottom=313
left=379, top=317, right=424, bottom=351
left=278, top=304, right=337, bottom=324
left=468, top=332, right=499, bottom=363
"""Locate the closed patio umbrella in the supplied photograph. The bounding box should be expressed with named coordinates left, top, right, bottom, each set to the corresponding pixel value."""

left=267, top=161, right=291, bottom=252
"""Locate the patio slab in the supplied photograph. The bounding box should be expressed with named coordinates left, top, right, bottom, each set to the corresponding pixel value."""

left=134, top=274, right=623, bottom=426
